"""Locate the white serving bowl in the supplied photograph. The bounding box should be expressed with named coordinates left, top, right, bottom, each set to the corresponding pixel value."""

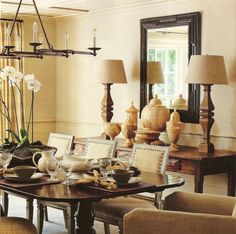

left=62, top=155, right=93, bottom=173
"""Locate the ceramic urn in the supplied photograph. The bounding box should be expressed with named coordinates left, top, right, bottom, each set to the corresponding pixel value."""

left=171, top=94, right=188, bottom=110
left=166, top=109, right=184, bottom=151
left=141, top=95, right=170, bottom=131
left=125, top=102, right=139, bottom=126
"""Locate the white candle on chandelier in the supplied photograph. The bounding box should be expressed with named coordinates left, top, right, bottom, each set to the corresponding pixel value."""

left=33, top=22, right=38, bottom=43
left=39, top=33, right=43, bottom=49
left=65, top=32, right=69, bottom=50
left=6, top=24, right=11, bottom=46
left=93, top=28, right=97, bottom=48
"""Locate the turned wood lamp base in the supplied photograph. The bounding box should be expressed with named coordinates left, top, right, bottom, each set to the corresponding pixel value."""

left=101, top=83, right=114, bottom=140
left=198, top=84, right=215, bottom=153
left=198, top=142, right=214, bottom=153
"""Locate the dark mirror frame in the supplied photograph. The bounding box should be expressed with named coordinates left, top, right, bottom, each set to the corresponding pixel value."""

left=140, top=12, right=201, bottom=123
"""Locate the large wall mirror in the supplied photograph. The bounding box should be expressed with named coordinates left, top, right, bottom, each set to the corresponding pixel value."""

left=140, top=12, right=201, bottom=123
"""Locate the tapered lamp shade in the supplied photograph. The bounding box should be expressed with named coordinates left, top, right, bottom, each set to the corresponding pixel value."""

left=95, top=59, right=127, bottom=84
left=186, top=55, right=228, bottom=84
left=147, top=61, right=164, bottom=84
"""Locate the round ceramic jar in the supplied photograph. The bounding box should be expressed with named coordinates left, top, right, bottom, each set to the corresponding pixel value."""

left=141, top=95, right=170, bottom=131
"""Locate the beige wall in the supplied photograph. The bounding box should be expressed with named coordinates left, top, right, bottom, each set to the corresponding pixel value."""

left=22, top=16, right=56, bottom=143
left=55, top=0, right=236, bottom=143
left=55, top=0, right=236, bottom=195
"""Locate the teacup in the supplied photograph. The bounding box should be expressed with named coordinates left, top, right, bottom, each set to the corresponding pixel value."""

left=111, top=169, right=134, bottom=184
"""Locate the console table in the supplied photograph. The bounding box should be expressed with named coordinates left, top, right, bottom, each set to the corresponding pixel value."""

left=74, top=138, right=236, bottom=196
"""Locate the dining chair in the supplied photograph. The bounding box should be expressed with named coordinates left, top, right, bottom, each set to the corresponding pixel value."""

left=37, top=138, right=117, bottom=234
left=93, top=143, right=170, bottom=234
left=84, top=138, right=117, bottom=160
left=124, top=191, right=236, bottom=234
left=36, top=133, right=75, bottom=231
left=47, top=133, right=75, bottom=159
left=0, top=204, right=37, bottom=234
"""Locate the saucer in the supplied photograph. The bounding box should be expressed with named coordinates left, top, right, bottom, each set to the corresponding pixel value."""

left=3, top=173, right=44, bottom=182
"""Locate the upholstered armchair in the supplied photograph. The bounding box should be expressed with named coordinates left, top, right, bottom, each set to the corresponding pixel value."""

left=124, top=191, right=236, bottom=234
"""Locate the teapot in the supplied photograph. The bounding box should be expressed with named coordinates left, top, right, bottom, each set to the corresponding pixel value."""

left=32, top=149, right=57, bottom=173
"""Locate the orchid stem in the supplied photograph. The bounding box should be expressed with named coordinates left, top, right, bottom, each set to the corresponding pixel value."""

left=15, top=83, right=25, bottom=130
left=27, top=91, right=34, bottom=142
left=32, top=92, right=34, bottom=142
left=0, top=97, right=12, bottom=128
left=11, top=84, right=19, bottom=137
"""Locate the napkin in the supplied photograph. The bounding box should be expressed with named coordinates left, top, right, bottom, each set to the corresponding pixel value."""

left=76, top=170, right=117, bottom=190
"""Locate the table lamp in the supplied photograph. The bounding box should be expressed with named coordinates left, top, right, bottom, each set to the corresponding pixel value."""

left=95, top=59, right=127, bottom=122
left=186, top=55, right=228, bottom=153
left=147, top=61, right=164, bottom=101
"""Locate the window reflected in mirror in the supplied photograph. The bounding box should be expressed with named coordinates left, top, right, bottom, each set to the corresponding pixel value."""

left=147, top=26, right=188, bottom=110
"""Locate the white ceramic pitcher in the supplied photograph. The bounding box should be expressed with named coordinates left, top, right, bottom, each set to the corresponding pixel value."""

left=32, top=149, right=56, bottom=172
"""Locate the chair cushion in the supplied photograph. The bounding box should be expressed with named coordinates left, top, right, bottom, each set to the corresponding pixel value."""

left=0, top=217, right=37, bottom=234
left=93, top=197, right=156, bottom=225
left=232, top=203, right=236, bottom=217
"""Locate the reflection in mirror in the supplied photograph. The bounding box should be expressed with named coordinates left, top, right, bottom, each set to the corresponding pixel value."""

left=140, top=12, right=201, bottom=123
left=147, top=26, right=188, bottom=109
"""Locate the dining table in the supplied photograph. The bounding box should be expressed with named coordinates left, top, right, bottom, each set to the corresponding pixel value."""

left=0, top=172, right=184, bottom=234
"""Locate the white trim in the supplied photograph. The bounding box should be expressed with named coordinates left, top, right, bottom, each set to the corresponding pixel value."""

left=54, top=0, right=191, bottom=20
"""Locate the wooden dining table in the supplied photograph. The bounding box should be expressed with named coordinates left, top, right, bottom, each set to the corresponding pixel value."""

left=0, top=172, right=184, bottom=234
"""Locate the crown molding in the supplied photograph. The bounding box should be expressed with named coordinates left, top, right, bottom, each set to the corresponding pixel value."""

left=53, top=0, right=191, bottom=20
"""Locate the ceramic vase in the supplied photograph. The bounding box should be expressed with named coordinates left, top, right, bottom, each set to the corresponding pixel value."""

left=121, top=123, right=137, bottom=147
left=125, top=102, right=139, bottom=126
left=103, top=122, right=121, bottom=140
left=166, top=110, right=184, bottom=151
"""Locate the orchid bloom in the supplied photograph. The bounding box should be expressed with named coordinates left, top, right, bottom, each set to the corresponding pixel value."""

left=2, top=66, right=17, bottom=80
left=8, top=71, right=24, bottom=86
left=24, top=74, right=35, bottom=83
left=27, top=79, right=41, bottom=93
left=0, top=66, right=16, bottom=80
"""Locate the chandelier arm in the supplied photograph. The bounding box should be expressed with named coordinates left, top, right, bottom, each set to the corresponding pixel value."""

left=32, top=0, right=53, bottom=50
left=9, top=0, right=23, bottom=37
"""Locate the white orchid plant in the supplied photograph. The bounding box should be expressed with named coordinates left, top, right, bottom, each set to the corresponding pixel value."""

left=0, top=66, right=41, bottom=148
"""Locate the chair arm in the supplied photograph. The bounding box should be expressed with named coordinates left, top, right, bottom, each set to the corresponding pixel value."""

left=164, top=191, right=236, bottom=215
left=124, top=208, right=236, bottom=234
left=0, top=217, right=38, bottom=234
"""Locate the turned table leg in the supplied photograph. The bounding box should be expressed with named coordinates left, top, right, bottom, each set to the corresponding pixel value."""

left=2, top=192, right=9, bottom=216
left=75, top=201, right=95, bottom=234
left=227, top=158, right=236, bottom=196
left=194, top=161, right=204, bottom=193
left=37, top=201, right=44, bottom=234
left=26, top=197, right=34, bottom=223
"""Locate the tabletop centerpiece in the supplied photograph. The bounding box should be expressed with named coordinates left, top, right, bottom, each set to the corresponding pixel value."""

left=0, top=66, right=51, bottom=166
